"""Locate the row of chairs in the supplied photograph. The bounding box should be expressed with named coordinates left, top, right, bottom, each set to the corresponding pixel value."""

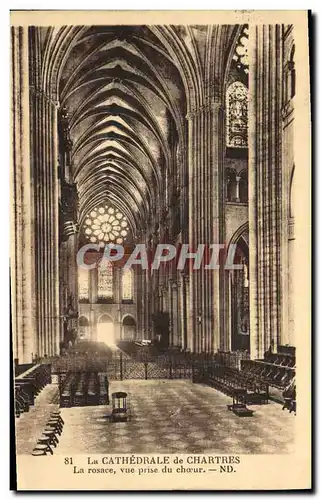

left=52, top=341, right=114, bottom=374
left=32, top=411, right=64, bottom=456
left=241, top=359, right=295, bottom=389
left=15, top=385, right=30, bottom=417
left=59, top=371, right=109, bottom=407
left=98, top=373, right=109, bottom=405
left=15, top=365, right=52, bottom=418
left=194, top=364, right=269, bottom=405
left=219, top=365, right=269, bottom=404
left=263, top=352, right=296, bottom=368
left=240, top=352, right=296, bottom=414
left=74, top=372, right=87, bottom=406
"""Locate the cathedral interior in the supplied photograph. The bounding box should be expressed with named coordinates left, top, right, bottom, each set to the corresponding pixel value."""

left=12, top=23, right=297, bottom=456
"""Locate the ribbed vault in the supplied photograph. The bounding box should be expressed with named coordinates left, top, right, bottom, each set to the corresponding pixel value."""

left=56, top=26, right=188, bottom=240
left=37, top=24, right=241, bottom=243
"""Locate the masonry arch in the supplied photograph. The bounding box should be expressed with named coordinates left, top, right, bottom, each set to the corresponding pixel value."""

left=97, top=313, right=115, bottom=346
left=225, top=223, right=250, bottom=352
left=122, top=315, right=137, bottom=341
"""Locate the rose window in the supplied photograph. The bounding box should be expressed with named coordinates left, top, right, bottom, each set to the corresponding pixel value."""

left=233, top=25, right=249, bottom=74
left=83, top=205, right=129, bottom=244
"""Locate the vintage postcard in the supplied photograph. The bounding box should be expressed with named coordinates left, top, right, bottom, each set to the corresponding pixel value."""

left=11, top=10, right=311, bottom=491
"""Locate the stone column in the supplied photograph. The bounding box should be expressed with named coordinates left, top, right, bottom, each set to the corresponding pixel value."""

left=24, top=24, right=64, bottom=358
left=186, top=111, right=196, bottom=351
left=168, top=279, right=173, bottom=346
left=139, top=268, right=145, bottom=338
left=210, top=102, right=224, bottom=354
left=281, top=28, right=295, bottom=347
left=171, top=280, right=179, bottom=346
left=184, top=275, right=191, bottom=351
left=249, top=25, right=284, bottom=359
left=135, top=266, right=143, bottom=338
left=115, top=267, right=122, bottom=341
left=175, top=276, right=183, bottom=347
left=186, top=109, right=201, bottom=354
left=140, top=269, right=145, bottom=338
left=225, top=271, right=233, bottom=351
left=11, top=27, right=36, bottom=363
left=45, top=96, right=61, bottom=356
left=235, top=176, right=241, bottom=202
left=180, top=273, right=188, bottom=350
left=178, top=142, right=189, bottom=352
left=145, top=269, right=151, bottom=338
left=91, top=266, right=98, bottom=304
left=186, top=99, right=223, bottom=354
left=38, top=93, right=62, bottom=356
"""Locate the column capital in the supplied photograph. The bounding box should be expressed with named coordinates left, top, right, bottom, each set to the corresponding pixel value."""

left=186, top=100, right=223, bottom=121
left=30, top=85, right=59, bottom=108
left=186, top=104, right=210, bottom=120
left=171, top=281, right=178, bottom=291
left=182, top=274, right=189, bottom=284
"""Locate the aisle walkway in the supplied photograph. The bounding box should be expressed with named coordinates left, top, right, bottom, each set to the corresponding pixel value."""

left=15, top=384, right=60, bottom=455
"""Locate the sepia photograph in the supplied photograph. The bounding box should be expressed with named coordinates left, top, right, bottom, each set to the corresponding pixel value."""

left=10, top=10, right=311, bottom=491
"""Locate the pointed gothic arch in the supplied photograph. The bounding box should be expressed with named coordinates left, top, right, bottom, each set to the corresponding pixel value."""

left=226, top=223, right=250, bottom=353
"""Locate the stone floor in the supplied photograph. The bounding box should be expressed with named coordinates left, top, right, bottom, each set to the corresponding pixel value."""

left=55, top=379, right=295, bottom=455
left=16, top=379, right=295, bottom=456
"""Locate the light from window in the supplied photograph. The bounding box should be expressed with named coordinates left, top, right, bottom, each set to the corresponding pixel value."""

left=226, top=81, right=248, bottom=148
left=122, top=268, right=133, bottom=300
left=98, top=261, right=113, bottom=299
left=79, top=268, right=89, bottom=301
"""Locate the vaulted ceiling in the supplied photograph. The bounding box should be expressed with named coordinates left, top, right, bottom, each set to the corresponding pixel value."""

left=41, top=24, right=241, bottom=242
left=58, top=26, right=187, bottom=239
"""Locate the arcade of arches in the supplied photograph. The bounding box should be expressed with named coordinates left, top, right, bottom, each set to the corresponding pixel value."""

left=12, top=23, right=297, bottom=364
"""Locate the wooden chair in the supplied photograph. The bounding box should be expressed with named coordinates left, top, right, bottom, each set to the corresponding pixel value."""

left=31, top=446, right=47, bottom=456
left=44, top=427, right=59, bottom=442
left=46, top=418, right=63, bottom=435
left=227, top=389, right=254, bottom=417
left=50, top=411, right=64, bottom=425
left=60, top=390, right=71, bottom=407
left=36, top=436, right=54, bottom=454
left=32, top=443, right=51, bottom=456
left=289, top=400, right=296, bottom=414
left=42, top=430, right=58, bottom=447
left=282, top=379, right=296, bottom=414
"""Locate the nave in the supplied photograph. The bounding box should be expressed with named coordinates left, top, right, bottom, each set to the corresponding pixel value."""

left=12, top=23, right=298, bottom=362
left=12, top=21, right=298, bottom=457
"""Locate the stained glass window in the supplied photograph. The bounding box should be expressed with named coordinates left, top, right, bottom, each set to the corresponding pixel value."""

left=232, top=25, right=249, bottom=74
left=98, top=261, right=113, bottom=299
left=122, top=268, right=133, bottom=301
left=83, top=204, right=129, bottom=244
left=226, top=81, right=248, bottom=148
left=78, top=268, right=89, bottom=302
